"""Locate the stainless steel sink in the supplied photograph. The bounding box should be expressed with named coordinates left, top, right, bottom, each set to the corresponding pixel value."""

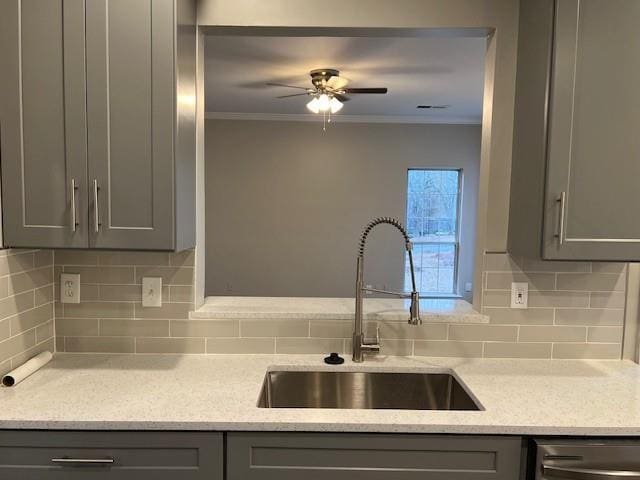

left=257, top=370, right=481, bottom=410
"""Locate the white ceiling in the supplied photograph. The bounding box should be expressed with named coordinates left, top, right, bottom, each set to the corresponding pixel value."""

left=204, top=35, right=486, bottom=124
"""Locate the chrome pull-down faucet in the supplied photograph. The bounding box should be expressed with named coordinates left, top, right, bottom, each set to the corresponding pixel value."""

left=353, top=217, right=422, bottom=363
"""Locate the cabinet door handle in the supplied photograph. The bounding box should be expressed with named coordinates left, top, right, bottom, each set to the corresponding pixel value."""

left=93, top=179, right=100, bottom=233
left=51, top=457, right=114, bottom=466
left=555, top=192, right=566, bottom=245
left=543, top=464, right=640, bottom=479
left=70, top=178, right=79, bottom=232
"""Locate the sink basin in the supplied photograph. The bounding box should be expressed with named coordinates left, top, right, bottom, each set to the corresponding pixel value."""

left=257, top=370, right=481, bottom=410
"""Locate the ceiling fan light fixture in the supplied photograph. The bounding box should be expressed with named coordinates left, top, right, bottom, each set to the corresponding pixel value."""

left=306, top=97, right=321, bottom=114
left=317, top=93, right=331, bottom=112
left=329, top=96, right=343, bottom=114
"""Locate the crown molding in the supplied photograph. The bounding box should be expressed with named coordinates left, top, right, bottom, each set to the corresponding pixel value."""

left=204, top=111, right=481, bottom=125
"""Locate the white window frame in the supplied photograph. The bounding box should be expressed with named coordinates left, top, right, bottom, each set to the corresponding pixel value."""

left=405, top=168, right=462, bottom=298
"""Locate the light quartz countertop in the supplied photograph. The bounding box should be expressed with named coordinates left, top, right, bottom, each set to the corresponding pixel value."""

left=191, top=296, right=488, bottom=323
left=1, top=353, right=640, bottom=435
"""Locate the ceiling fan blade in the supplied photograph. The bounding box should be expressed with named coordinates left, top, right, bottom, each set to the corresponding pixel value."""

left=266, top=82, right=309, bottom=90
left=276, top=92, right=310, bottom=99
left=333, top=93, right=350, bottom=102
left=343, top=88, right=388, bottom=94
left=326, top=75, right=350, bottom=90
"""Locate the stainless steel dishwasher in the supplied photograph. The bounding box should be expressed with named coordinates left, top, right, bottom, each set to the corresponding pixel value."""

left=534, top=439, right=640, bottom=479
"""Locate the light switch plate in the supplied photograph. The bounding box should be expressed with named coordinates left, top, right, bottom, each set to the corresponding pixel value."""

left=510, top=282, right=529, bottom=309
left=60, top=273, right=80, bottom=304
left=142, top=277, right=162, bottom=307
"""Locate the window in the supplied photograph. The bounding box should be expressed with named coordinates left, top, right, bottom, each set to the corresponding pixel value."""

left=404, top=169, right=461, bottom=296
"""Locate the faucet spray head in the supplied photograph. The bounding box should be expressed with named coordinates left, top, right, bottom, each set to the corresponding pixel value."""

left=409, top=291, right=421, bottom=325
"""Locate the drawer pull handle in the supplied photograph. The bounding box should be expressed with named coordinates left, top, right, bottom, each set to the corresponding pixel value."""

left=543, top=464, right=640, bottom=479
left=51, top=457, right=114, bottom=466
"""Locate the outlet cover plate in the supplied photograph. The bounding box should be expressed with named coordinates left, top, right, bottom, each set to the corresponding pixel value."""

left=60, top=273, right=80, bottom=304
left=142, top=277, right=162, bottom=307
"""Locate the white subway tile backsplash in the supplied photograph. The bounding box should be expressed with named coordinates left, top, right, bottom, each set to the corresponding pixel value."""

left=518, top=326, right=587, bottom=343
left=100, top=319, right=170, bottom=338
left=206, top=337, right=275, bottom=354
left=484, top=308, right=554, bottom=325
left=240, top=319, right=309, bottom=338
left=449, top=324, right=518, bottom=342
left=484, top=342, right=552, bottom=359
left=170, top=319, right=239, bottom=338
left=275, top=337, right=344, bottom=354
left=556, top=273, right=626, bottom=292
left=485, top=272, right=555, bottom=291
left=552, top=343, right=621, bottom=359
left=51, top=250, right=627, bottom=360
left=555, top=308, right=624, bottom=326
left=0, top=250, right=54, bottom=370
left=587, top=326, right=623, bottom=343
left=65, top=336, right=134, bottom=353
left=590, top=292, right=626, bottom=308
left=136, top=337, right=204, bottom=354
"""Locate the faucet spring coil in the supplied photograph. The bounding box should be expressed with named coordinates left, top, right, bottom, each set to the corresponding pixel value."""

left=358, top=216, right=411, bottom=256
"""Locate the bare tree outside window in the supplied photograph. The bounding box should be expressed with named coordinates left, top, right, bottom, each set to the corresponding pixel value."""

left=405, top=169, right=461, bottom=296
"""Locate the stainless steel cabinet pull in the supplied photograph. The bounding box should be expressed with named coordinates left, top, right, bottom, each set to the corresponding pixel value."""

left=93, top=179, right=100, bottom=233
left=70, top=178, right=79, bottom=232
left=555, top=192, right=566, bottom=245
left=543, top=464, right=640, bottom=479
left=51, top=457, right=114, bottom=466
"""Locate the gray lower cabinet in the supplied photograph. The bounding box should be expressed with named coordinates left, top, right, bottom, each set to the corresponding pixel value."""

left=227, top=432, right=523, bottom=480
left=0, top=431, right=223, bottom=479
left=509, top=0, right=640, bottom=261
left=0, top=0, right=196, bottom=251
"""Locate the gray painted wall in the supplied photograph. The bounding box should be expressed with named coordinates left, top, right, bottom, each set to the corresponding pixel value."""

left=205, top=120, right=480, bottom=299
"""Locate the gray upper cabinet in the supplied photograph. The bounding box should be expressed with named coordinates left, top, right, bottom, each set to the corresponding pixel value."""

left=0, top=0, right=196, bottom=251
left=0, top=0, right=89, bottom=249
left=509, top=0, right=640, bottom=261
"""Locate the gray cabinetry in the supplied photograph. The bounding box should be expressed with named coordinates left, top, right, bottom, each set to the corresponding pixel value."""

left=227, top=432, right=523, bottom=480
left=0, top=0, right=89, bottom=248
left=0, top=0, right=196, bottom=251
left=0, top=431, right=223, bottom=479
left=509, top=0, right=640, bottom=260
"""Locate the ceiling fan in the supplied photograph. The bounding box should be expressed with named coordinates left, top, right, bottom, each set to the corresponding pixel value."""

left=267, top=69, right=387, bottom=114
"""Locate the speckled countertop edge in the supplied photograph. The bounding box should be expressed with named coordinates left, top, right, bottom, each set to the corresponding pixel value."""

left=1, top=354, right=639, bottom=436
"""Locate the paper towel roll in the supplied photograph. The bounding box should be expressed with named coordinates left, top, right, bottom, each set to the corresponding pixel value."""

left=2, top=351, right=52, bottom=387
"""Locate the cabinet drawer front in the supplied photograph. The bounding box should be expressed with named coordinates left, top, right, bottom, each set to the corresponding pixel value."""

left=227, top=433, right=522, bottom=480
left=0, top=431, right=222, bottom=480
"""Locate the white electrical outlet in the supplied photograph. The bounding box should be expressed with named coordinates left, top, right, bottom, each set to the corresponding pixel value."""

left=465, top=282, right=473, bottom=292
left=60, top=273, right=80, bottom=304
left=142, top=277, right=162, bottom=307
left=510, top=282, right=529, bottom=309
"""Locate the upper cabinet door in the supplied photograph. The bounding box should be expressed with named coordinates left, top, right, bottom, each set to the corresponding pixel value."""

left=85, top=0, right=175, bottom=250
left=543, top=0, right=640, bottom=260
left=0, top=0, right=89, bottom=248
